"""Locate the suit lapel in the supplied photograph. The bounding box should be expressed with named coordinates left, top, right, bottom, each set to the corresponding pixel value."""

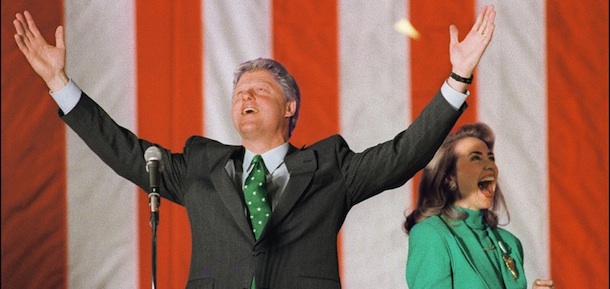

left=208, top=146, right=254, bottom=239
left=208, top=144, right=318, bottom=242
left=260, top=147, right=317, bottom=240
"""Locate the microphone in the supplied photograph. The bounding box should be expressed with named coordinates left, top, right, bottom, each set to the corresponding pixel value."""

left=144, top=146, right=163, bottom=213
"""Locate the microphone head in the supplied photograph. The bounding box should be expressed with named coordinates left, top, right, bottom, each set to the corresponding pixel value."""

left=145, top=146, right=162, bottom=162
left=144, top=146, right=164, bottom=172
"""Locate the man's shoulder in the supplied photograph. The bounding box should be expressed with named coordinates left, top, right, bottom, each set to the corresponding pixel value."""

left=184, top=136, right=242, bottom=152
left=184, top=135, right=228, bottom=145
left=297, top=134, right=347, bottom=150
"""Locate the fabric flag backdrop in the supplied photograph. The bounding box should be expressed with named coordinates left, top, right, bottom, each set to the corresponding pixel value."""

left=2, top=0, right=608, bottom=288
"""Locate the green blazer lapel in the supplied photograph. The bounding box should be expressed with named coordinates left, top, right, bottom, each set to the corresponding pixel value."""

left=440, top=216, right=492, bottom=289
left=489, top=228, right=527, bottom=289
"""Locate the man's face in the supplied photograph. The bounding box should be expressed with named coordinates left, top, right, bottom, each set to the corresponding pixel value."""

left=232, top=69, right=295, bottom=141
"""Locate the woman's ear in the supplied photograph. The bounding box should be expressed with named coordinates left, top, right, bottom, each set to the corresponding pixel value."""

left=447, top=179, right=457, bottom=191
left=444, top=175, right=457, bottom=191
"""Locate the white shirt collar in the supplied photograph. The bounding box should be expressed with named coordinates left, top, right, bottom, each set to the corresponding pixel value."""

left=243, top=143, right=289, bottom=173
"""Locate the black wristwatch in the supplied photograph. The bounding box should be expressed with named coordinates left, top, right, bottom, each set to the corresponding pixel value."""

left=450, top=72, right=473, bottom=84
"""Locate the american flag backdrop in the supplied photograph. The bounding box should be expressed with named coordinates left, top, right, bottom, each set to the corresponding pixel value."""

left=2, top=1, right=608, bottom=288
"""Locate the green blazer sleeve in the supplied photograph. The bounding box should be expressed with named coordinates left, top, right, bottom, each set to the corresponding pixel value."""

left=406, top=217, right=454, bottom=288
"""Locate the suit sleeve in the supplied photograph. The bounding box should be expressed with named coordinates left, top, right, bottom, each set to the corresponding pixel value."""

left=341, top=91, right=464, bottom=204
left=60, top=92, right=188, bottom=204
left=406, top=222, right=453, bottom=289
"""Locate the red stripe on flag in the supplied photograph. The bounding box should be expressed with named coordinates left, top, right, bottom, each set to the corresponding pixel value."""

left=547, top=0, right=609, bottom=287
left=165, top=0, right=202, bottom=287
left=409, top=1, right=477, bottom=205
left=136, top=0, right=202, bottom=288
left=272, top=0, right=340, bottom=147
left=136, top=2, right=172, bottom=287
left=272, top=0, right=341, bottom=278
left=1, top=1, right=67, bottom=288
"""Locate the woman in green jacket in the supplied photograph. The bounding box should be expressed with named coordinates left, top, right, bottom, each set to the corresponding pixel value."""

left=404, top=123, right=554, bottom=289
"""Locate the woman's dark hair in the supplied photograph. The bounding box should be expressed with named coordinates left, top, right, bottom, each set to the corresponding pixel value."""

left=404, top=122, right=509, bottom=233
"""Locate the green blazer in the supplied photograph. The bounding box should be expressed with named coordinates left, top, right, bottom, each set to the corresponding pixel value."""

left=406, top=215, right=527, bottom=289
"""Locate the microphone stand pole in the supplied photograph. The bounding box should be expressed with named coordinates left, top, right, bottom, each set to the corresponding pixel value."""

left=149, top=190, right=160, bottom=289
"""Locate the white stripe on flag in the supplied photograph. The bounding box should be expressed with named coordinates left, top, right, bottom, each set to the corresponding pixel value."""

left=204, top=0, right=272, bottom=145
left=65, top=1, right=138, bottom=288
left=477, top=1, right=550, bottom=281
left=339, top=1, right=410, bottom=288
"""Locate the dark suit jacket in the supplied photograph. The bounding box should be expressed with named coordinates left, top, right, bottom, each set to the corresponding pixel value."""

left=61, top=90, right=464, bottom=288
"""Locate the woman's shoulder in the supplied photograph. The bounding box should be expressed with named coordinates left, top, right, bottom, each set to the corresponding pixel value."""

left=493, top=227, right=523, bottom=246
left=408, top=215, right=460, bottom=252
left=410, top=215, right=454, bottom=237
left=494, top=227, right=520, bottom=240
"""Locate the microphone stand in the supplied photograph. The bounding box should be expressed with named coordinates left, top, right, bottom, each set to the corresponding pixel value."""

left=145, top=146, right=163, bottom=289
left=149, top=190, right=160, bottom=289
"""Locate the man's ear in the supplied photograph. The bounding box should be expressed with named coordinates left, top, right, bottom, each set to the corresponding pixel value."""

left=285, top=100, right=296, bottom=117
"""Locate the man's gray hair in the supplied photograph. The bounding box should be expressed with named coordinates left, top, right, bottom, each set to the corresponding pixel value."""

left=233, top=58, right=301, bottom=138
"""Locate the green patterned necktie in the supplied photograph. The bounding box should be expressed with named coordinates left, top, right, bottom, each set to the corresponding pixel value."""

left=243, top=155, right=271, bottom=240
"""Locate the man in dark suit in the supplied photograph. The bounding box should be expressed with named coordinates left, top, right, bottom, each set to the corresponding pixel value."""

left=13, top=5, right=495, bottom=288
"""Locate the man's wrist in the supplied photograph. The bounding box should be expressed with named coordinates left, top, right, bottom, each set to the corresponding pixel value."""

left=47, top=73, right=70, bottom=93
left=441, top=80, right=468, bottom=110
left=449, top=72, right=473, bottom=84
left=50, top=78, right=81, bottom=114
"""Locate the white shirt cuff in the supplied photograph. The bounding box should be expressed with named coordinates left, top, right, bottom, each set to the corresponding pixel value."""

left=49, top=79, right=82, bottom=114
left=441, top=81, right=469, bottom=110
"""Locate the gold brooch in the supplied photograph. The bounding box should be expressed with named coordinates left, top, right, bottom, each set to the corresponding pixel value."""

left=498, top=241, right=518, bottom=279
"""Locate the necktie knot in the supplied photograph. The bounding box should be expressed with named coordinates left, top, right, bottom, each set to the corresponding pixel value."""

left=244, top=155, right=271, bottom=240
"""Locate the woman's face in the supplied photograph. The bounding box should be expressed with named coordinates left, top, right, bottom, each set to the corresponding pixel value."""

left=452, top=137, right=498, bottom=211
